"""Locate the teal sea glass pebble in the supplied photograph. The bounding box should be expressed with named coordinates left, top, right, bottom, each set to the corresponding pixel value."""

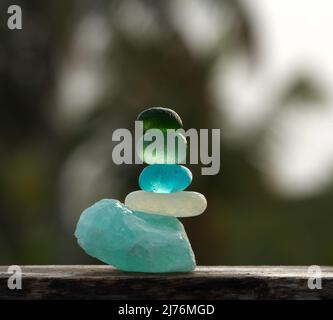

left=139, top=164, right=192, bottom=193
left=75, top=199, right=196, bottom=273
left=137, top=107, right=183, bottom=132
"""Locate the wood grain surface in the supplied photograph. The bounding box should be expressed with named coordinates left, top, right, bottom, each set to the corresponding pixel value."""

left=0, top=265, right=332, bottom=300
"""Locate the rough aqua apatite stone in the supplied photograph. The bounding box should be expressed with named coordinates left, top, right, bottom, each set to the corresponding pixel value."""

left=75, top=199, right=196, bottom=273
left=137, top=107, right=183, bottom=132
left=125, top=191, right=207, bottom=217
left=139, top=164, right=192, bottom=193
left=137, top=131, right=187, bottom=164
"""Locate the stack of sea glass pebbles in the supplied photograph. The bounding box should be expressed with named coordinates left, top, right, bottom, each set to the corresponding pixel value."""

left=126, top=107, right=207, bottom=217
left=75, top=107, right=207, bottom=273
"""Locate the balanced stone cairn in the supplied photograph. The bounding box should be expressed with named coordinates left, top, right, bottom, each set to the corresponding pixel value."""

left=75, top=107, right=207, bottom=273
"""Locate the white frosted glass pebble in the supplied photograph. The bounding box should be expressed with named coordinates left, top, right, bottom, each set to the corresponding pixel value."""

left=125, top=191, right=207, bottom=217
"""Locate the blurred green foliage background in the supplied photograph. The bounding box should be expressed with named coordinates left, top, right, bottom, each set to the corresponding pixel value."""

left=1, top=0, right=333, bottom=266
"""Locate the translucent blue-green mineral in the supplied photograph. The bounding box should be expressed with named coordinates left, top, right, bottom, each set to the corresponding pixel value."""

left=139, top=164, right=192, bottom=193
left=75, top=199, right=196, bottom=273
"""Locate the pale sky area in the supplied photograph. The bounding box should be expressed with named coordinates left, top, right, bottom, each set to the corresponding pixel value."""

left=216, top=0, right=333, bottom=197
left=58, top=0, right=333, bottom=202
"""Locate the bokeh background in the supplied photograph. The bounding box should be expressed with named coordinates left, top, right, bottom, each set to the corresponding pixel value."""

left=1, top=0, right=333, bottom=266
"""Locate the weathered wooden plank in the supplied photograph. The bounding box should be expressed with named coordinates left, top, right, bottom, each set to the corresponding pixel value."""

left=0, top=265, right=332, bottom=300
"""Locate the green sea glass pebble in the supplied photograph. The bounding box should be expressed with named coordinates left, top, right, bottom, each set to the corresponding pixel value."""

left=75, top=199, right=196, bottom=273
left=137, top=107, right=183, bottom=132
left=137, top=131, right=187, bottom=164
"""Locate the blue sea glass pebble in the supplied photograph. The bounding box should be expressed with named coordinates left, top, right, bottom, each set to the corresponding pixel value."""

left=75, top=199, right=196, bottom=273
left=139, top=164, right=192, bottom=193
